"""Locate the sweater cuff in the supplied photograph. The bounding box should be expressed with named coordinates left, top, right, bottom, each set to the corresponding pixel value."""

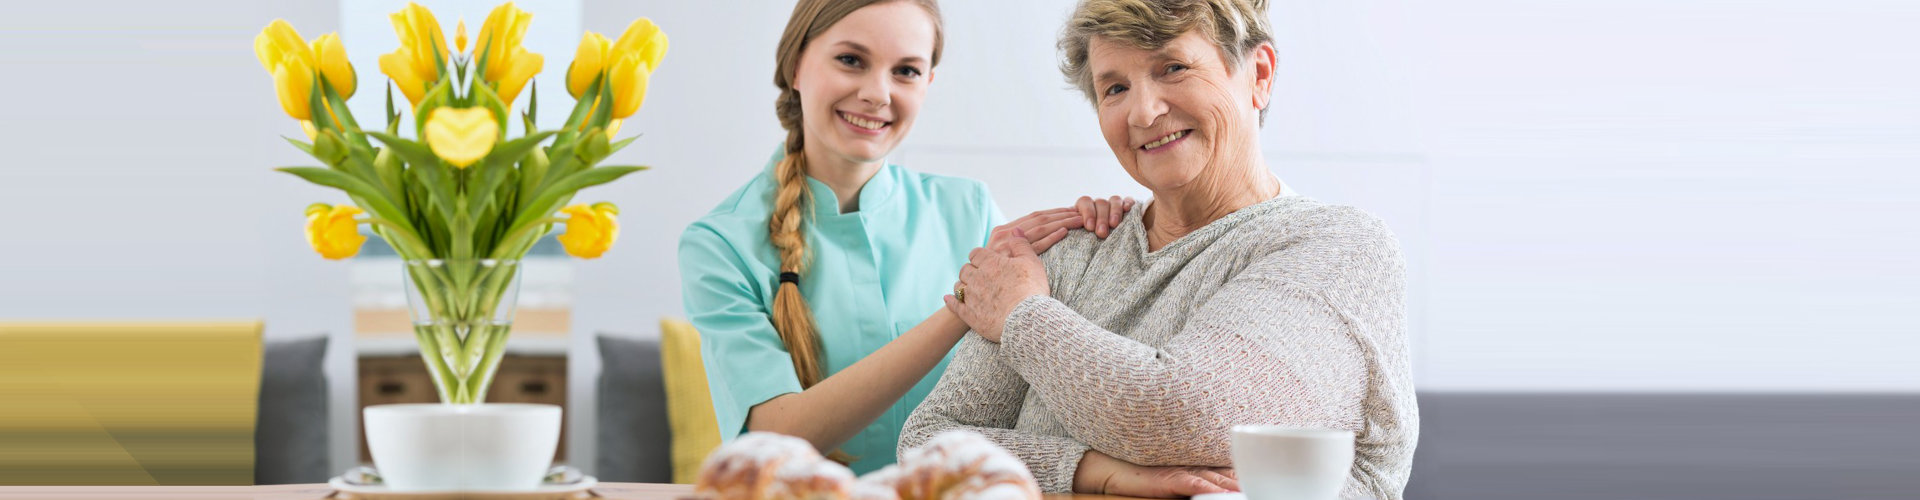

left=1034, top=439, right=1092, bottom=493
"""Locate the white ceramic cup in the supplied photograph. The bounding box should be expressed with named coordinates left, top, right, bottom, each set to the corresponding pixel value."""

left=1230, top=426, right=1355, bottom=500
left=363, top=403, right=562, bottom=491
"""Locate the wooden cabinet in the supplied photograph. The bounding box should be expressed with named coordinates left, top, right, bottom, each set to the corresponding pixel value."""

left=356, top=354, right=568, bottom=463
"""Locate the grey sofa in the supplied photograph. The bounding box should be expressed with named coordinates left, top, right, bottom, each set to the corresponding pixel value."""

left=595, top=333, right=676, bottom=482
left=254, top=335, right=331, bottom=485
left=588, top=339, right=1920, bottom=498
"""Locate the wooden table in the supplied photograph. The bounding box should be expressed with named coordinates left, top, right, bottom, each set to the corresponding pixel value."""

left=0, top=483, right=1135, bottom=500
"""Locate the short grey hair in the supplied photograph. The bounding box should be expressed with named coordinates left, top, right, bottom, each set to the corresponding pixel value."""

left=1057, top=0, right=1273, bottom=122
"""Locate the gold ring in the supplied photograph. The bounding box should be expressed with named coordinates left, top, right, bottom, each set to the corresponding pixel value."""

left=954, top=284, right=966, bottom=304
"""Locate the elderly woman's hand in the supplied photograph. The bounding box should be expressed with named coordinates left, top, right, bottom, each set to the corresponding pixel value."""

left=944, top=229, right=1050, bottom=342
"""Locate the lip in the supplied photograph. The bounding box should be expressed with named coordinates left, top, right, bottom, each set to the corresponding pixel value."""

left=1138, top=129, right=1193, bottom=153
left=837, top=111, right=891, bottom=137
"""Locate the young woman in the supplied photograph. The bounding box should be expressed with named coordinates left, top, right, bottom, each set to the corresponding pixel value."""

left=676, top=0, right=1131, bottom=473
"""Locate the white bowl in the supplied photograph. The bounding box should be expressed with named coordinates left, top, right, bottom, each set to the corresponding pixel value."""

left=363, top=403, right=562, bottom=492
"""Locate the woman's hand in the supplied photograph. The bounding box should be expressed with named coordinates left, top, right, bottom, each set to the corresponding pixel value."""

left=1075, top=195, right=1138, bottom=238
left=1074, top=449, right=1239, bottom=498
left=945, top=229, right=1049, bottom=343
left=991, top=208, right=1083, bottom=255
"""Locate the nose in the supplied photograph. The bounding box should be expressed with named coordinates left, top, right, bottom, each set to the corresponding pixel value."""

left=858, top=72, right=892, bottom=109
left=1126, top=82, right=1165, bottom=130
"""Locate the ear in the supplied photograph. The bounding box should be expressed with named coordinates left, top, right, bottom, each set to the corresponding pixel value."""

left=926, top=68, right=936, bottom=86
left=1248, top=42, right=1277, bottom=112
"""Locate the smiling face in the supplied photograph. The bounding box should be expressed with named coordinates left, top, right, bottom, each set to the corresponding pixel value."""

left=791, top=1, right=937, bottom=166
left=1088, top=30, right=1274, bottom=193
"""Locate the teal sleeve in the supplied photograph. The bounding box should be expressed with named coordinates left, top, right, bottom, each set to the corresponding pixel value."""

left=677, top=225, right=805, bottom=441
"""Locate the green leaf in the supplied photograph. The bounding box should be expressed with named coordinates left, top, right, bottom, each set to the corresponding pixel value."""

left=414, top=79, right=454, bottom=138
left=510, top=165, right=648, bottom=230
left=467, top=132, right=556, bottom=220
left=276, top=167, right=410, bottom=228
left=284, top=137, right=314, bottom=155
left=607, top=134, right=640, bottom=155
left=385, top=81, right=402, bottom=136
left=367, top=131, right=459, bottom=221
left=319, top=79, right=371, bottom=150
left=470, top=79, right=512, bottom=134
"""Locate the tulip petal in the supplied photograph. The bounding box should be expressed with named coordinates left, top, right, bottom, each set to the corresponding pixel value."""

left=423, top=107, right=500, bottom=168
left=566, top=32, right=610, bottom=99
left=274, top=58, right=315, bottom=120
left=608, top=57, right=650, bottom=119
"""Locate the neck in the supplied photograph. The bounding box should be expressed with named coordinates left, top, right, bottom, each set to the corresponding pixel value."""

left=800, top=147, right=884, bottom=213
left=1142, top=151, right=1282, bottom=251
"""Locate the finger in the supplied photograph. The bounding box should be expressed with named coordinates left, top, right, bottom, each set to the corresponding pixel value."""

left=942, top=295, right=963, bottom=316
left=1023, top=210, right=1082, bottom=233
left=1196, top=470, right=1239, bottom=492
left=1124, top=196, right=1138, bottom=212
left=1031, top=216, right=1084, bottom=238
left=968, top=247, right=988, bottom=263
left=1094, top=199, right=1112, bottom=237
left=1030, top=227, right=1070, bottom=253
left=1176, top=474, right=1230, bottom=496
left=1107, top=196, right=1124, bottom=226
left=1076, top=196, right=1096, bottom=231
left=1007, top=228, right=1039, bottom=258
left=1216, top=468, right=1236, bottom=480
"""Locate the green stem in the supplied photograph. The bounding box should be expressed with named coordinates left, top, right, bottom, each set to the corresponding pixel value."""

left=490, top=218, right=564, bottom=260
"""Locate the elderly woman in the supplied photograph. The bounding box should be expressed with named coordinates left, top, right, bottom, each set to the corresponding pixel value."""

left=899, top=0, right=1416, bottom=499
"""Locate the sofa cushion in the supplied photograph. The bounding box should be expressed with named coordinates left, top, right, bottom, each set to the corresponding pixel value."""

left=254, top=334, right=329, bottom=485
left=660, top=318, right=721, bottom=484
left=596, top=333, right=674, bottom=483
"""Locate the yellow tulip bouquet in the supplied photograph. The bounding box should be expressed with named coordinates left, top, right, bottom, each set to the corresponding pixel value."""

left=257, top=2, right=665, bottom=403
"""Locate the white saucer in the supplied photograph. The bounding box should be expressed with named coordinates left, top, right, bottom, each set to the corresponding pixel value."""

left=1192, top=493, right=1248, bottom=500
left=327, top=475, right=597, bottom=499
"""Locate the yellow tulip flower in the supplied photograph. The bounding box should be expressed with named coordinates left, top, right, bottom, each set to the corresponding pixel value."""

left=558, top=203, right=619, bottom=259
left=607, top=56, right=651, bottom=119
left=455, top=20, right=469, bottom=53
left=254, top=19, right=313, bottom=75
left=379, top=2, right=448, bottom=107
left=273, top=55, right=315, bottom=120
left=607, top=18, right=667, bottom=119
left=309, top=33, right=356, bottom=99
left=256, top=21, right=356, bottom=120
left=477, top=3, right=542, bottom=105
left=612, top=18, right=667, bottom=74
left=565, top=32, right=611, bottom=99
left=305, top=204, right=367, bottom=260
left=423, top=107, right=499, bottom=168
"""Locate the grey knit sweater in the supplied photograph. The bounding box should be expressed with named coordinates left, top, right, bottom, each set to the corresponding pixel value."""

left=900, top=195, right=1417, bottom=500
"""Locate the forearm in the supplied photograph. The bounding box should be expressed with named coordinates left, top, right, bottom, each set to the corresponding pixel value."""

left=1000, top=293, right=1361, bottom=466
left=746, top=308, right=969, bottom=452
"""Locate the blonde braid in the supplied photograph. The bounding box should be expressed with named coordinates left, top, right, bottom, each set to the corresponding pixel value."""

left=767, top=107, right=825, bottom=387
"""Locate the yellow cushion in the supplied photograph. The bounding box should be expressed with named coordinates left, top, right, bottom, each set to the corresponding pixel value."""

left=659, top=318, right=721, bottom=484
left=0, top=321, right=262, bottom=485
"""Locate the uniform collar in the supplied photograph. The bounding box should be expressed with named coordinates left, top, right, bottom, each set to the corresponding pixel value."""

left=762, top=144, right=900, bottom=218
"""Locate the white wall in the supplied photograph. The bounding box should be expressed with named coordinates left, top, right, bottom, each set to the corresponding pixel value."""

left=3, top=0, right=1915, bottom=478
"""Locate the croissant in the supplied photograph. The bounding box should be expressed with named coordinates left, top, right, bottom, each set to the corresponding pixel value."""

left=696, top=432, right=853, bottom=500
left=864, top=431, right=1041, bottom=500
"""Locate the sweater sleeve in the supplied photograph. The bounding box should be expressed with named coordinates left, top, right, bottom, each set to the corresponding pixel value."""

left=997, top=255, right=1376, bottom=469
left=900, top=334, right=1091, bottom=493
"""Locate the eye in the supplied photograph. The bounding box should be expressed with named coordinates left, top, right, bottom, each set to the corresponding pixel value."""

left=1104, top=84, right=1128, bottom=96
left=836, top=54, right=863, bottom=68
left=1166, top=63, right=1189, bottom=74
left=893, top=65, right=923, bottom=78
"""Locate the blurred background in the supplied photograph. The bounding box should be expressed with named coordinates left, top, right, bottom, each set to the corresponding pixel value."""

left=1, top=0, right=1915, bottom=497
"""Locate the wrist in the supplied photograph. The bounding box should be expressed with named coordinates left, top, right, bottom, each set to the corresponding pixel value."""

left=1073, top=450, right=1118, bottom=494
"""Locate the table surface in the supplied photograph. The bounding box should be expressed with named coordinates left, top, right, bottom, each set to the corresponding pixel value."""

left=0, top=482, right=1141, bottom=500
